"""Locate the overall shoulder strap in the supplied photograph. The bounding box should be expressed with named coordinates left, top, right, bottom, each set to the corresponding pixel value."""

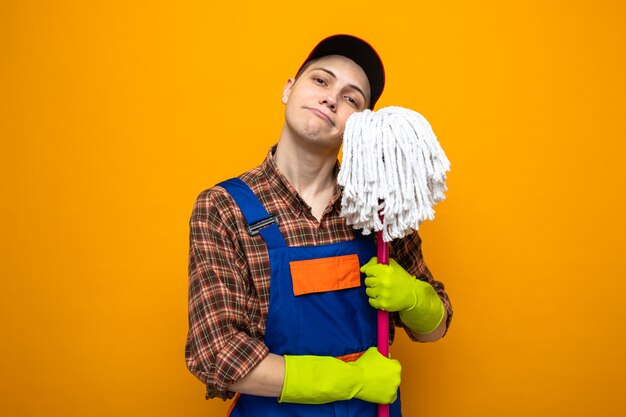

left=217, top=178, right=287, bottom=249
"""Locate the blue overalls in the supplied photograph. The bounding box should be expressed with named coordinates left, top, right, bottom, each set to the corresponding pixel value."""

left=219, top=178, right=402, bottom=417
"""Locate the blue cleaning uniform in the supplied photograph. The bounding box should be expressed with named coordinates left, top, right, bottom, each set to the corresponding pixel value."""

left=219, top=178, right=401, bottom=417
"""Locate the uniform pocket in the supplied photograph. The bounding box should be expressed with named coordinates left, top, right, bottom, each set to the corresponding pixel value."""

left=289, top=254, right=361, bottom=296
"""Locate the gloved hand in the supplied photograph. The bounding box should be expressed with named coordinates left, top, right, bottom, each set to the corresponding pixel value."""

left=279, top=347, right=400, bottom=405
left=361, top=257, right=445, bottom=334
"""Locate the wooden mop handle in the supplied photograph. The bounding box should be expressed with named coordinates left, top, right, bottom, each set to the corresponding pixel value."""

left=376, top=230, right=390, bottom=417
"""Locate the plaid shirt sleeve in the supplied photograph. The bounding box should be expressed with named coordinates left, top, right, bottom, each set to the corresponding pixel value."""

left=389, top=231, right=453, bottom=340
left=185, top=187, right=269, bottom=400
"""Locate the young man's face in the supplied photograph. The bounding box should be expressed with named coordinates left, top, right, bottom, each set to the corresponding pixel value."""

left=281, top=54, right=371, bottom=151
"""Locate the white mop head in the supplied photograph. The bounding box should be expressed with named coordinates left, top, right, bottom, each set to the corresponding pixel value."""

left=338, top=106, right=450, bottom=242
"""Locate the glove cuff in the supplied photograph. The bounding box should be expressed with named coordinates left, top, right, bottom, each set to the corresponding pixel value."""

left=279, top=355, right=360, bottom=404
left=400, top=280, right=445, bottom=334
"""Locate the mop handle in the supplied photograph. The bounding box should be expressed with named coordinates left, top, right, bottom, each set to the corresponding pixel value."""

left=376, top=230, right=390, bottom=417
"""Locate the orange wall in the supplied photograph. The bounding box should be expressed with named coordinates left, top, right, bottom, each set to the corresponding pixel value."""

left=2, top=1, right=625, bottom=416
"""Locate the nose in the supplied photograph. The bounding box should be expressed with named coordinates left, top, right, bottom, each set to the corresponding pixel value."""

left=320, top=92, right=338, bottom=111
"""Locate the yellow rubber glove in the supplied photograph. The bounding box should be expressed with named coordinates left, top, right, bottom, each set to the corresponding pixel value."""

left=279, top=347, right=400, bottom=405
left=361, top=257, right=445, bottom=334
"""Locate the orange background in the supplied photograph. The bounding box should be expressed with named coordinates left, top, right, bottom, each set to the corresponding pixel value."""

left=2, top=1, right=625, bottom=416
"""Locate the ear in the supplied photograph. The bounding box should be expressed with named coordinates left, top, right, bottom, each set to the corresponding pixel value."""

left=282, top=78, right=295, bottom=104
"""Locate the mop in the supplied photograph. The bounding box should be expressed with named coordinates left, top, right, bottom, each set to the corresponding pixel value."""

left=338, top=106, right=450, bottom=417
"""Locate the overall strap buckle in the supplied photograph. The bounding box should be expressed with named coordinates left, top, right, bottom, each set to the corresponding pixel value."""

left=246, top=215, right=279, bottom=237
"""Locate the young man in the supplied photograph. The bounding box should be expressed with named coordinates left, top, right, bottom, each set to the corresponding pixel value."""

left=186, top=34, right=452, bottom=417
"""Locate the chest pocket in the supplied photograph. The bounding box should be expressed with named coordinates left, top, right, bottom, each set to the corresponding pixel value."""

left=289, top=254, right=361, bottom=296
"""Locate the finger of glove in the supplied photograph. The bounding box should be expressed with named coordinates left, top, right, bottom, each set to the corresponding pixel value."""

left=368, top=296, right=392, bottom=311
left=361, top=262, right=390, bottom=278
left=368, top=297, right=391, bottom=311
left=366, top=275, right=391, bottom=291
left=364, top=276, right=385, bottom=289
left=359, top=257, right=378, bottom=273
left=365, top=286, right=381, bottom=299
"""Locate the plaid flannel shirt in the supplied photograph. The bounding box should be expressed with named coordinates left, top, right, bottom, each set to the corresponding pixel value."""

left=185, top=145, right=453, bottom=399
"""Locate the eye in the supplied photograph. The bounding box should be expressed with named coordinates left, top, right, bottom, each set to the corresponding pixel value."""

left=313, top=77, right=327, bottom=85
left=345, top=96, right=359, bottom=107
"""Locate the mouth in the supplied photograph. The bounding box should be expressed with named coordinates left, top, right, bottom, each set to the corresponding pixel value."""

left=306, top=108, right=335, bottom=126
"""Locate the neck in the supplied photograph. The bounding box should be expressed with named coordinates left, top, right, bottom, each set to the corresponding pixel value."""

left=274, top=126, right=339, bottom=200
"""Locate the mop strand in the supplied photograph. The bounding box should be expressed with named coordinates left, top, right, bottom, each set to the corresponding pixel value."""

left=338, top=106, right=450, bottom=242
